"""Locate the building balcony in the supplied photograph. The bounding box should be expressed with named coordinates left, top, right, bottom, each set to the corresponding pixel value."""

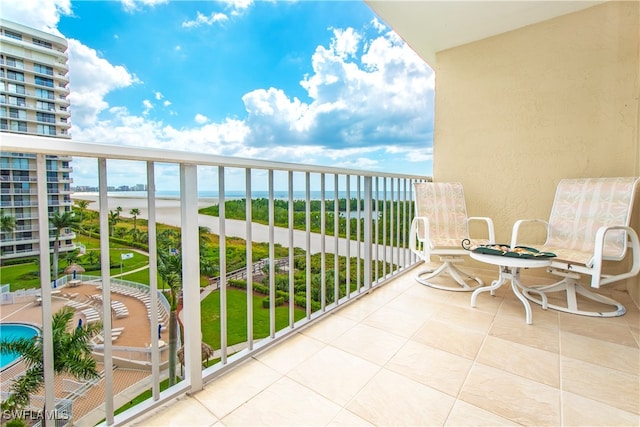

left=1, top=133, right=638, bottom=427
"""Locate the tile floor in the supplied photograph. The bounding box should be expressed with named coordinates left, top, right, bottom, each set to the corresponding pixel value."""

left=132, top=268, right=640, bottom=426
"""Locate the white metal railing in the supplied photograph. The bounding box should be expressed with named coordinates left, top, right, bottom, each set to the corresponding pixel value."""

left=1, top=132, right=429, bottom=426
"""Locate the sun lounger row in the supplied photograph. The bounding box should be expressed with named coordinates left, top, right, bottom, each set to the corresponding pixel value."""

left=91, top=327, right=125, bottom=344
left=81, top=308, right=100, bottom=323
left=65, top=300, right=90, bottom=310
left=111, top=301, right=129, bottom=318
left=109, top=285, right=169, bottom=329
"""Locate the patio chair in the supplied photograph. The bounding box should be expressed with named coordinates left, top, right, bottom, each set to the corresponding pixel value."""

left=409, top=181, right=495, bottom=291
left=510, top=176, right=640, bottom=317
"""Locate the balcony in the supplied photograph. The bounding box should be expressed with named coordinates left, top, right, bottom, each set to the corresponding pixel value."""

left=1, top=133, right=638, bottom=427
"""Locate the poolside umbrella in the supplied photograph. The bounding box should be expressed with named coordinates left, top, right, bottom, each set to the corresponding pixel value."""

left=64, top=263, right=85, bottom=277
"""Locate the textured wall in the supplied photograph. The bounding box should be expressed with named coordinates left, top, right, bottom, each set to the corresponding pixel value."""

left=433, top=1, right=640, bottom=303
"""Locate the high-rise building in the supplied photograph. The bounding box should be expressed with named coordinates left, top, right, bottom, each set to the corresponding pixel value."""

left=0, top=19, right=74, bottom=264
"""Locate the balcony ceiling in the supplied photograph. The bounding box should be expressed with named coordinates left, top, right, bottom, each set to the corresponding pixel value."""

left=365, top=0, right=606, bottom=67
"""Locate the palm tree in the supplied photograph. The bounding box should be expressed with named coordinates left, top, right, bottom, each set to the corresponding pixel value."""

left=50, top=211, right=79, bottom=279
left=73, top=199, right=92, bottom=242
left=0, top=306, right=101, bottom=411
left=1, top=210, right=16, bottom=239
left=129, top=208, right=141, bottom=231
left=115, top=206, right=123, bottom=218
left=158, top=252, right=182, bottom=386
left=108, top=210, right=119, bottom=237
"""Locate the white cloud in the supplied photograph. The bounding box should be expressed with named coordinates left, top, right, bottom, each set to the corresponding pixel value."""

left=182, top=11, right=228, bottom=28
left=0, top=0, right=71, bottom=36
left=120, top=0, right=169, bottom=13
left=195, top=114, right=209, bottom=124
left=66, top=40, right=141, bottom=128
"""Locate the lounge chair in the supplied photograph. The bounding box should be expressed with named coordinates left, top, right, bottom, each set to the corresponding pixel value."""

left=510, top=176, right=640, bottom=317
left=409, top=181, right=495, bottom=291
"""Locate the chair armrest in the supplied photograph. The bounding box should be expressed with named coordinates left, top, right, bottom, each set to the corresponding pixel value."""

left=409, top=216, right=431, bottom=260
left=467, top=216, right=495, bottom=243
left=591, top=225, right=640, bottom=288
left=510, top=219, right=549, bottom=248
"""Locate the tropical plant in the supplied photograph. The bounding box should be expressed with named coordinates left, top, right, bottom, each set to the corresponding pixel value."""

left=49, top=211, right=79, bottom=279
left=158, top=251, right=182, bottom=386
left=129, top=208, right=141, bottom=230
left=1, top=210, right=16, bottom=239
left=108, top=210, right=119, bottom=237
left=115, top=206, right=123, bottom=217
left=0, top=306, right=101, bottom=412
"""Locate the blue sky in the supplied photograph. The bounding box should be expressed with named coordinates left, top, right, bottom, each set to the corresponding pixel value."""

left=3, top=0, right=434, bottom=190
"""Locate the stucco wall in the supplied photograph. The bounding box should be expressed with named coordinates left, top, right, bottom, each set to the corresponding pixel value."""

left=433, top=1, right=640, bottom=304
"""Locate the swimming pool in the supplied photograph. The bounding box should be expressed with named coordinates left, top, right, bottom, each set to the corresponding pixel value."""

left=0, top=323, right=40, bottom=370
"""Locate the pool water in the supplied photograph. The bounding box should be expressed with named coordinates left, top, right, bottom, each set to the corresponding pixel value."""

left=0, top=323, right=40, bottom=370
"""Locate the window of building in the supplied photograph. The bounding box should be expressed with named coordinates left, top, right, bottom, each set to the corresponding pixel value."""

left=11, top=158, right=29, bottom=169
left=34, top=76, right=54, bottom=87
left=33, top=63, right=53, bottom=75
left=7, top=83, right=26, bottom=94
left=4, top=56, right=24, bottom=69
left=46, top=171, right=57, bottom=182
left=37, top=124, right=57, bottom=135
left=9, top=120, right=27, bottom=132
left=6, top=70, right=24, bottom=82
left=16, top=244, right=33, bottom=252
left=36, top=112, right=55, bottom=123
left=4, top=30, right=22, bottom=41
left=13, top=170, right=29, bottom=181
left=35, top=88, right=55, bottom=100
left=31, top=38, right=52, bottom=49
left=36, top=101, right=56, bottom=111
left=8, top=96, right=26, bottom=107
left=9, top=108, right=26, bottom=120
left=0, top=119, right=7, bottom=130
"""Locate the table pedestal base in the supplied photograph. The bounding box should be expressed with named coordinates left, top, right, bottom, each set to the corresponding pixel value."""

left=471, top=265, right=548, bottom=325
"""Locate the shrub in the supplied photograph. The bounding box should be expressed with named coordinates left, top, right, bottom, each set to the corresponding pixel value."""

left=261, top=296, right=284, bottom=308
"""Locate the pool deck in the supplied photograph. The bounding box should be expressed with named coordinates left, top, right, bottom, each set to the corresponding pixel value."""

left=0, top=282, right=165, bottom=424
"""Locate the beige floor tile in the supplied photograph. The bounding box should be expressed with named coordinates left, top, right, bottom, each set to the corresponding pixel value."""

left=287, top=345, right=380, bottom=406
left=194, top=358, right=281, bottom=419
left=347, top=368, right=455, bottom=426
left=561, top=330, right=639, bottom=375
left=132, top=395, right=218, bottom=427
left=476, top=335, right=560, bottom=387
left=562, top=391, right=640, bottom=426
left=459, top=363, right=561, bottom=426
left=330, top=323, right=407, bottom=366
left=496, top=294, right=560, bottom=328
left=221, top=376, right=342, bottom=426
left=412, top=319, right=485, bottom=359
left=434, top=304, right=496, bottom=334
left=445, top=400, right=517, bottom=426
left=300, top=312, right=358, bottom=344
left=385, top=340, right=473, bottom=397
left=361, top=304, right=428, bottom=338
left=254, top=332, right=325, bottom=375
left=333, top=297, right=382, bottom=322
left=385, top=289, right=447, bottom=319
left=489, top=315, right=559, bottom=353
left=326, top=409, right=374, bottom=426
left=559, top=312, right=638, bottom=347
left=561, top=356, right=639, bottom=414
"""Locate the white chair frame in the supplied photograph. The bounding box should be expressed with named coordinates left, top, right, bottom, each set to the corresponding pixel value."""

left=409, top=182, right=495, bottom=291
left=510, top=177, right=640, bottom=317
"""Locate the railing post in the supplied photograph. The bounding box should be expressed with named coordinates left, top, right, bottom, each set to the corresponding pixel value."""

left=364, top=176, right=372, bottom=290
left=180, top=163, right=202, bottom=392
left=35, top=154, right=54, bottom=426
left=98, top=158, right=114, bottom=425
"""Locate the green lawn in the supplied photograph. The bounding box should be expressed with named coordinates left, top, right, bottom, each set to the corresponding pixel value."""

left=201, top=288, right=306, bottom=347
